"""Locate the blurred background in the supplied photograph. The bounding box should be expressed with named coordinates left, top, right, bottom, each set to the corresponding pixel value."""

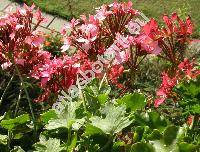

left=14, top=0, right=200, bottom=37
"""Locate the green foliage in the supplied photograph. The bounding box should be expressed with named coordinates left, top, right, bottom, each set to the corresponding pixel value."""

left=40, top=110, right=58, bottom=124
left=178, top=142, right=199, bottom=152
left=0, top=83, right=199, bottom=151
left=131, top=142, right=154, bottom=152
left=33, top=135, right=63, bottom=152
left=10, top=146, right=25, bottom=152
left=89, top=103, right=133, bottom=134
left=117, top=93, right=147, bottom=111
left=44, top=101, right=85, bottom=131
left=1, top=1, right=200, bottom=151
left=0, top=134, right=7, bottom=145
left=176, top=77, right=200, bottom=115
left=0, top=114, right=30, bottom=131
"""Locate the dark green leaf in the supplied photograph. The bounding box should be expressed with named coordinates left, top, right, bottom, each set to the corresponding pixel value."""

left=147, top=129, right=162, bottom=140
left=179, top=142, right=198, bottom=152
left=163, top=125, right=178, bottom=145
left=131, top=142, right=154, bottom=152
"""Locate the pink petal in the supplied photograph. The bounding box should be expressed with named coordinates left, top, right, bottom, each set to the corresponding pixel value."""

left=154, top=98, right=165, bottom=108
left=41, top=77, right=49, bottom=87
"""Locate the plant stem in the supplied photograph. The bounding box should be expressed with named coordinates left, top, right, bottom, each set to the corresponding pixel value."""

left=0, top=74, right=14, bottom=106
left=14, top=82, right=23, bottom=117
left=99, top=60, right=113, bottom=91
left=7, top=131, right=12, bottom=151
left=13, top=62, right=37, bottom=139
left=67, top=126, right=72, bottom=150
left=99, top=72, right=107, bottom=91
left=136, top=55, right=147, bottom=67
left=7, top=83, right=23, bottom=151
left=76, top=75, right=87, bottom=112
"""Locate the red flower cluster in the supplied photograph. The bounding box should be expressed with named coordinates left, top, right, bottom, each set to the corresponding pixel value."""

left=61, top=1, right=164, bottom=89
left=142, top=13, right=193, bottom=65
left=0, top=4, right=79, bottom=102
left=39, top=1, right=198, bottom=101
left=155, top=58, right=200, bottom=107
left=0, top=1, right=199, bottom=104
left=0, top=4, right=45, bottom=73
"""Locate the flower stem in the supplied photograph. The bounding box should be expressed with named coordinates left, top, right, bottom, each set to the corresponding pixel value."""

left=67, top=126, right=72, bottom=150
left=0, top=74, right=14, bottom=106
left=14, top=82, right=23, bottom=117
left=99, top=60, right=113, bottom=91
left=13, top=62, right=37, bottom=139
left=7, top=131, right=12, bottom=151
left=76, top=75, right=87, bottom=112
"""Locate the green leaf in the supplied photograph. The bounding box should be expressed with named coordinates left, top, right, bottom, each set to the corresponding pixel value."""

left=147, top=129, right=162, bottom=140
left=163, top=125, right=178, bottom=145
left=45, top=119, right=67, bottom=130
left=131, top=142, right=154, bottom=152
left=33, top=135, right=63, bottom=152
left=148, top=112, right=168, bottom=131
left=11, top=146, right=25, bottom=152
left=72, top=118, right=85, bottom=130
left=0, top=113, right=6, bottom=121
left=13, top=133, right=23, bottom=140
left=118, top=93, right=146, bottom=111
left=112, top=141, right=126, bottom=152
left=190, top=105, right=200, bottom=114
left=0, top=134, right=7, bottom=145
left=185, top=81, right=200, bottom=96
left=134, top=126, right=145, bottom=142
left=149, top=126, right=186, bottom=152
left=85, top=124, right=104, bottom=136
left=0, top=114, right=30, bottom=130
left=97, top=94, right=108, bottom=104
left=89, top=103, right=133, bottom=134
left=45, top=101, right=85, bottom=130
left=41, top=110, right=58, bottom=124
left=178, top=142, right=198, bottom=152
left=149, top=140, right=179, bottom=152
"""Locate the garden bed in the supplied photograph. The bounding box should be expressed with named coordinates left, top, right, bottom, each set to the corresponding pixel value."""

left=0, top=1, right=200, bottom=151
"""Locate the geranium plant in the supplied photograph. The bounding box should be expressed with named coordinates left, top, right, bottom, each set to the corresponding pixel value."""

left=0, top=1, right=199, bottom=151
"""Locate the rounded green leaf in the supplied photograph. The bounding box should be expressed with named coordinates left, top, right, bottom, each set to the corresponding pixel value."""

left=163, top=125, right=178, bottom=145
left=118, top=93, right=146, bottom=111
left=131, top=142, right=155, bottom=152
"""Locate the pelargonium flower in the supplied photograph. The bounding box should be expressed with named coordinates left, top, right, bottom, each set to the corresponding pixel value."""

left=154, top=72, right=178, bottom=107
left=135, top=34, right=162, bottom=55
left=178, top=58, right=200, bottom=79
left=0, top=4, right=46, bottom=74
left=108, top=64, right=124, bottom=88
left=155, top=58, right=200, bottom=107
left=61, top=1, right=180, bottom=89
left=33, top=55, right=79, bottom=102
left=142, top=13, right=194, bottom=67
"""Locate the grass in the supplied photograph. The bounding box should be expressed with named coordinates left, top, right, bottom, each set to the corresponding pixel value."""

left=15, top=0, right=200, bottom=37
